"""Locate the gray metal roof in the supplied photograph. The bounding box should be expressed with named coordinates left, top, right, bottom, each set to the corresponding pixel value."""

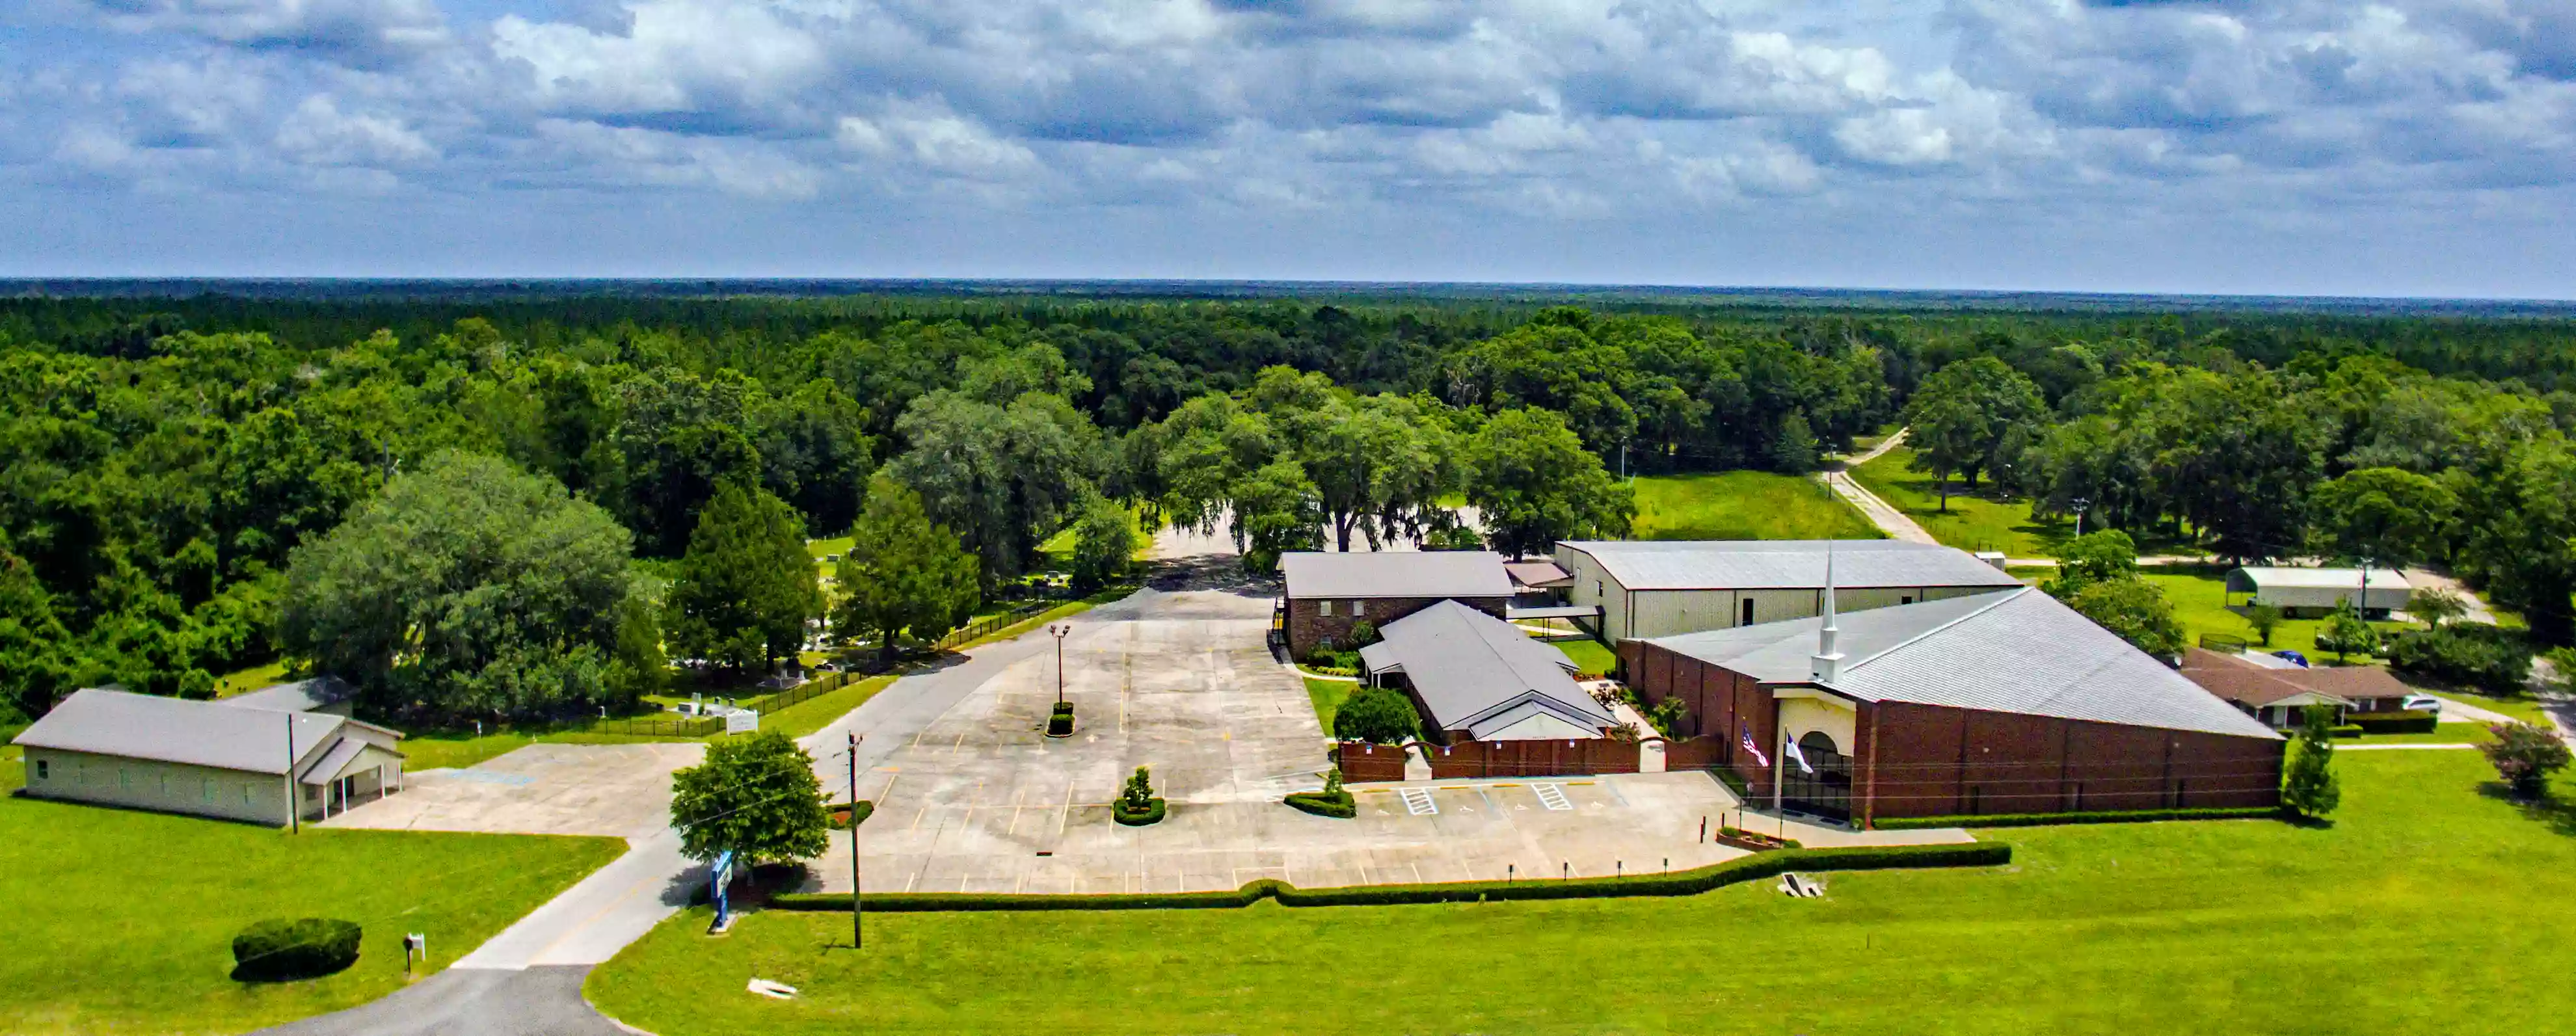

left=218, top=676, right=354, bottom=713
left=1644, top=589, right=2281, bottom=740
left=2226, top=566, right=2413, bottom=591
left=13, top=687, right=355, bottom=776
left=1363, top=600, right=1616, bottom=737
left=1281, top=551, right=1513, bottom=600
left=1557, top=539, right=2024, bottom=592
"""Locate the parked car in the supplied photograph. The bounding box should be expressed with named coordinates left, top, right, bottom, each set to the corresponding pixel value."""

left=2271, top=650, right=2311, bottom=668
left=2401, top=693, right=2442, bottom=715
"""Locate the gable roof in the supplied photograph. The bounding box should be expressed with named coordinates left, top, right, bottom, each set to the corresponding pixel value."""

left=2227, top=567, right=2414, bottom=592
left=13, top=688, right=353, bottom=777
left=1281, top=551, right=1513, bottom=600
left=1646, top=589, right=2279, bottom=740
left=1557, top=540, right=2024, bottom=592
left=1363, top=600, right=1617, bottom=739
left=2179, top=648, right=2413, bottom=708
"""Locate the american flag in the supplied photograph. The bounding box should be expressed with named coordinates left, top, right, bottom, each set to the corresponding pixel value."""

left=1739, top=724, right=1769, bottom=767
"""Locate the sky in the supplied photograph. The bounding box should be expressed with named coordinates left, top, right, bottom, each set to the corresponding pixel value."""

left=1, top=0, right=2571, bottom=297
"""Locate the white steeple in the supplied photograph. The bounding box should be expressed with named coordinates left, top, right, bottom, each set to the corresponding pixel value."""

left=1811, top=540, right=1844, bottom=683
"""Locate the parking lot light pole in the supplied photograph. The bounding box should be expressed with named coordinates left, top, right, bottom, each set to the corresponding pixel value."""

left=848, top=732, right=862, bottom=949
left=1049, top=624, right=1071, bottom=706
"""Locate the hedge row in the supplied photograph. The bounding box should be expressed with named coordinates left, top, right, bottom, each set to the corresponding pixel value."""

left=1873, top=806, right=2283, bottom=830
left=1284, top=791, right=1356, bottom=818
left=766, top=843, right=2011, bottom=913
left=232, top=918, right=363, bottom=983
left=2350, top=710, right=2439, bottom=734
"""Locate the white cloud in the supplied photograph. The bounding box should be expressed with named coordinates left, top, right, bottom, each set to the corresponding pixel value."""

left=275, top=94, right=435, bottom=165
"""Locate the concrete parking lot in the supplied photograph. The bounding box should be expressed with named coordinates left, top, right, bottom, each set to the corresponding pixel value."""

left=800, top=584, right=1780, bottom=894
left=321, top=742, right=703, bottom=839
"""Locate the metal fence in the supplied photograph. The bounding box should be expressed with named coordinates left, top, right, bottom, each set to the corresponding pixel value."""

left=931, top=602, right=1054, bottom=652
left=590, top=669, right=868, bottom=738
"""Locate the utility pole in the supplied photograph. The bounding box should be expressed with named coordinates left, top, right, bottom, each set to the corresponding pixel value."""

left=284, top=713, right=299, bottom=834
left=2071, top=497, right=2092, bottom=538
left=860, top=726, right=870, bottom=948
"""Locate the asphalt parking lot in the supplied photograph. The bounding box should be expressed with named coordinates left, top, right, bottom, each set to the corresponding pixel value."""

left=321, top=742, right=704, bottom=839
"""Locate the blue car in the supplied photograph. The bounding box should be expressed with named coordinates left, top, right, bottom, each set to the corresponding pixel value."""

left=2270, top=650, right=2310, bottom=668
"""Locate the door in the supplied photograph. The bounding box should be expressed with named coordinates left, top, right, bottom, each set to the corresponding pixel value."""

left=1779, top=731, right=1853, bottom=823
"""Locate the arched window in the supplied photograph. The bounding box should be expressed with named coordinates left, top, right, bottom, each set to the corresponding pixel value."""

left=1782, top=730, right=1854, bottom=823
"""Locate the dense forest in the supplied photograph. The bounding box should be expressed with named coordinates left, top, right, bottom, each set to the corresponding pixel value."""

left=5, top=289, right=2575, bottom=726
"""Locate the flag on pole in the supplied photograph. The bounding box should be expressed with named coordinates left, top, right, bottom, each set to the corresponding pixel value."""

left=1782, top=735, right=1816, bottom=775
left=1739, top=724, right=1769, bottom=767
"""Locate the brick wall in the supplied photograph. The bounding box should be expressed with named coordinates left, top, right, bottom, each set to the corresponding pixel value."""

left=1287, top=594, right=1509, bottom=656
left=1335, top=742, right=1409, bottom=783
left=1425, top=737, right=1640, bottom=778
left=1626, top=641, right=2285, bottom=824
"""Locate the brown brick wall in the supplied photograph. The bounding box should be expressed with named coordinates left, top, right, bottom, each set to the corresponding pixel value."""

left=1334, top=742, right=1409, bottom=783
left=1287, top=594, right=1509, bottom=656
left=1425, top=738, right=1640, bottom=778
left=1628, top=641, right=2285, bottom=824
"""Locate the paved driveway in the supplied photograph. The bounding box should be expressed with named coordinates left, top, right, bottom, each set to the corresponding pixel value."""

left=323, top=742, right=704, bottom=839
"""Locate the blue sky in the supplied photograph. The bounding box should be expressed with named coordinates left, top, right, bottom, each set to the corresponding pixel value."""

left=3, top=0, right=2571, bottom=297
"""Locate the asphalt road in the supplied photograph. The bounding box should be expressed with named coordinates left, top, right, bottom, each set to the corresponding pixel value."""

left=255, top=967, right=631, bottom=1036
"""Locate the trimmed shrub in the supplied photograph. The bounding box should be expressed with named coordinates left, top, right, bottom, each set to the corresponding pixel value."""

left=1333, top=686, right=1420, bottom=743
left=1284, top=791, right=1356, bottom=818
left=1873, top=806, right=2283, bottom=830
left=1047, top=701, right=1075, bottom=737
left=2349, top=710, right=2439, bottom=734
left=767, top=845, right=2008, bottom=912
left=2389, top=625, right=2532, bottom=694
left=827, top=800, right=875, bottom=830
left=1112, top=799, right=1166, bottom=826
left=232, top=918, right=363, bottom=983
left=2328, top=725, right=2365, bottom=739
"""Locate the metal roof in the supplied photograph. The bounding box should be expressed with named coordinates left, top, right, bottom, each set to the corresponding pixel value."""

left=2226, top=567, right=2414, bottom=592
left=218, top=676, right=354, bottom=713
left=1644, top=589, right=2281, bottom=740
left=1364, top=600, right=1616, bottom=737
left=1281, top=551, right=1513, bottom=600
left=13, top=688, right=354, bottom=776
left=1557, top=539, right=2024, bottom=592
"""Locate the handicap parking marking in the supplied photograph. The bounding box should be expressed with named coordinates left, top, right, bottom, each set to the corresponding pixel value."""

left=1401, top=788, right=1438, bottom=816
left=1532, top=783, right=1574, bottom=811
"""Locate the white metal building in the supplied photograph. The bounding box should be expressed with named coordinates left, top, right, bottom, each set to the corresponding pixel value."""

left=1553, top=540, right=2028, bottom=642
left=12, top=687, right=405, bottom=825
left=2223, top=567, right=2413, bottom=618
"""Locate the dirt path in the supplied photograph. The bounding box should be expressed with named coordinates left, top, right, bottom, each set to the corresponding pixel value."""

left=1818, top=469, right=1939, bottom=545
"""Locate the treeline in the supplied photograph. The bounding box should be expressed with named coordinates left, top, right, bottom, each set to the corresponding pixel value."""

left=3, top=292, right=2574, bottom=725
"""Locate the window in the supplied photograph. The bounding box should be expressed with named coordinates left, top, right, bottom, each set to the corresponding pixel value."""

left=1319, top=601, right=1332, bottom=617
left=33, top=760, right=46, bottom=781
left=1352, top=600, right=1365, bottom=617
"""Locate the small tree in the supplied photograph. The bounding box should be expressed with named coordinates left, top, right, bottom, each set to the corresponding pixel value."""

left=1334, top=686, right=1421, bottom=743
left=2480, top=723, right=2573, bottom=799
left=1769, top=411, right=1821, bottom=474
left=2315, top=602, right=2383, bottom=663
left=2246, top=605, right=2285, bottom=648
left=2064, top=578, right=2187, bottom=658
left=1121, top=766, right=1155, bottom=811
left=2043, top=529, right=2140, bottom=598
left=1347, top=620, right=1380, bottom=648
left=2281, top=703, right=2341, bottom=819
left=2407, top=587, right=2468, bottom=629
left=669, top=731, right=830, bottom=878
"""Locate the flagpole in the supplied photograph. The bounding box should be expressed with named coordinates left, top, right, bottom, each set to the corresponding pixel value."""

left=1773, top=723, right=1786, bottom=839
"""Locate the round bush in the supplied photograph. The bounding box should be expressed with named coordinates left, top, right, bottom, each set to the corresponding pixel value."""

left=232, top=918, right=362, bottom=983
left=1333, top=687, right=1420, bottom=743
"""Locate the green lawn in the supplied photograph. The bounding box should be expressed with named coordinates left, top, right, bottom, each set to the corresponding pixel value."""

left=589, top=750, right=2576, bottom=1034
left=401, top=674, right=899, bottom=771
left=806, top=536, right=853, bottom=580
left=1551, top=638, right=1617, bottom=678
left=2142, top=566, right=2409, bottom=661
left=1631, top=471, right=1880, bottom=541
left=1304, top=676, right=1354, bottom=736
left=212, top=661, right=291, bottom=698
left=2433, top=689, right=2556, bottom=726
left=0, top=765, right=621, bottom=1035
left=1850, top=445, right=2071, bottom=558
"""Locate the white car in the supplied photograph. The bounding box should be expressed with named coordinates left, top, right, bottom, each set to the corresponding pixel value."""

left=2401, top=693, right=2442, bottom=715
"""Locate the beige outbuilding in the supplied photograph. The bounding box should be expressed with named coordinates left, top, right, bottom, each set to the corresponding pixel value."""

left=12, top=685, right=405, bottom=825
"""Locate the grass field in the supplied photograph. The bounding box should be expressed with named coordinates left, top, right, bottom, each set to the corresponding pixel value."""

left=1850, top=445, right=2071, bottom=557
left=2143, top=566, right=2411, bottom=661
left=1304, top=676, right=1354, bottom=736
left=1631, top=471, right=1880, bottom=541
left=399, top=673, right=899, bottom=771
left=589, top=750, right=2576, bottom=1034
left=0, top=760, right=621, bottom=1035
left=1551, top=638, right=1617, bottom=677
left=212, top=661, right=292, bottom=698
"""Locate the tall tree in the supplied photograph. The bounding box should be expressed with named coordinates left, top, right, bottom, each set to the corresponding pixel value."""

left=1068, top=494, right=1143, bottom=593
left=1229, top=457, right=1325, bottom=574
left=888, top=390, right=1102, bottom=589
left=665, top=484, right=823, bottom=674
left=282, top=451, right=642, bottom=721
left=2309, top=466, right=2457, bottom=569
left=2457, top=435, right=2576, bottom=644
left=1901, top=357, right=2045, bottom=490
left=833, top=475, right=980, bottom=665
left=2061, top=578, right=2186, bottom=658
left=1463, top=408, right=1635, bottom=560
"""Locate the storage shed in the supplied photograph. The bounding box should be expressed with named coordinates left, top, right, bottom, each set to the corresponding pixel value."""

left=2224, top=567, right=2413, bottom=618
